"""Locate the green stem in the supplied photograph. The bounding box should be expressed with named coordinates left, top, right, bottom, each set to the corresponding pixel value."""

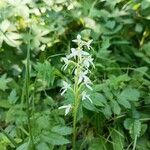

left=72, top=68, right=80, bottom=149
left=133, top=136, right=137, bottom=150
left=25, top=36, right=34, bottom=149
left=73, top=104, right=77, bottom=149
left=72, top=84, right=80, bottom=149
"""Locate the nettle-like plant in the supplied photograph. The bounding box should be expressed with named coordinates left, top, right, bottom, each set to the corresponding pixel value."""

left=59, top=34, right=94, bottom=148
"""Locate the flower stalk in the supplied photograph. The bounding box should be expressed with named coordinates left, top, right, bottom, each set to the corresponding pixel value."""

left=59, top=34, right=94, bottom=149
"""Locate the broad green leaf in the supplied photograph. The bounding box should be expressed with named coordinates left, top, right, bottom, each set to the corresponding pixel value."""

left=111, top=100, right=121, bottom=115
left=124, top=118, right=133, bottom=130
left=36, top=142, right=53, bottom=150
left=0, top=100, right=11, bottom=108
left=36, top=115, right=50, bottom=129
left=6, top=106, right=27, bottom=124
left=82, top=100, right=96, bottom=111
left=141, top=0, right=150, bottom=9
left=118, top=97, right=131, bottom=108
left=102, top=104, right=112, bottom=118
left=41, top=131, right=70, bottom=145
left=105, top=20, right=116, bottom=29
left=51, top=126, right=72, bottom=135
left=124, top=118, right=141, bottom=139
left=90, top=92, right=106, bottom=106
left=119, top=87, right=140, bottom=102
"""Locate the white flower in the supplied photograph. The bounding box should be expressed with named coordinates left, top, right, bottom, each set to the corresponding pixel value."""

left=83, top=75, right=93, bottom=90
left=83, top=56, right=94, bottom=69
left=78, top=70, right=88, bottom=84
left=84, top=39, right=93, bottom=49
left=61, top=57, right=70, bottom=70
left=72, top=34, right=82, bottom=44
left=81, top=50, right=90, bottom=56
left=67, top=48, right=78, bottom=59
left=81, top=91, right=92, bottom=103
left=58, top=104, right=72, bottom=115
left=72, top=34, right=93, bottom=50
left=67, top=48, right=90, bottom=60
left=60, top=81, right=71, bottom=95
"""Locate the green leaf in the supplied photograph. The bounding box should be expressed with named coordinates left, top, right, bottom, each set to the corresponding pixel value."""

left=89, top=138, right=107, bottom=150
left=140, top=124, right=148, bottom=136
left=16, top=142, right=29, bottom=150
left=36, top=142, right=53, bottom=150
left=110, top=100, right=121, bottom=115
left=124, top=118, right=141, bottom=139
left=90, top=92, right=106, bottom=107
left=105, top=20, right=116, bottom=29
left=111, top=128, right=124, bottom=150
left=35, top=61, right=55, bottom=87
left=8, top=89, right=18, bottom=104
left=118, top=97, right=131, bottom=109
left=132, top=119, right=141, bottom=138
left=124, top=118, right=133, bottom=130
left=41, top=131, right=70, bottom=145
left=0, top=100, right=11, bottom=108
left=119, top=87, right=140, bottom=102
left=102, top=104, right=112, bottom=118
left=51, top=126, right=72, bottom=135
left=0, top=74, right=12, bottom=91
left=30, top=24, right=50, bottom=49
left=36, top=115, right=50, bottom=129
left=82, top=100, right=96, bottom=111
left=135, top=23, right=143, bottom=33
left=134, top=67, right=148, bottom=74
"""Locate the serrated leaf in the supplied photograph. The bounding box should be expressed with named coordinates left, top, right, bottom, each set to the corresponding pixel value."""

left=82, top=100, right=96, bottom=111
left=90, top=92, right=106, bottom=106
left=124, top=118, right=141, bottom=139
left=36, top=115, right=50, bottom=129
left=0, top=74, right=12, bottom=91
left=36, top=142, right=53, bottom=150
left=51, top=126, right=72, bottom=135
left=120, top=87, right=140, bottom=101
left=105, top=20, right=116, bottom=29
left=41, top=131, right=70, bottom=145
left=132, top=119, right=141, bottom=138
left=118, top=97, right=131, bottom=108
left=8, top=89, right=18, bottom=104
left=111, top=100, right=121, bottom=115
left=102, top=104, right=112, bottom=119
left=35, top=61, right=55, bottom=87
